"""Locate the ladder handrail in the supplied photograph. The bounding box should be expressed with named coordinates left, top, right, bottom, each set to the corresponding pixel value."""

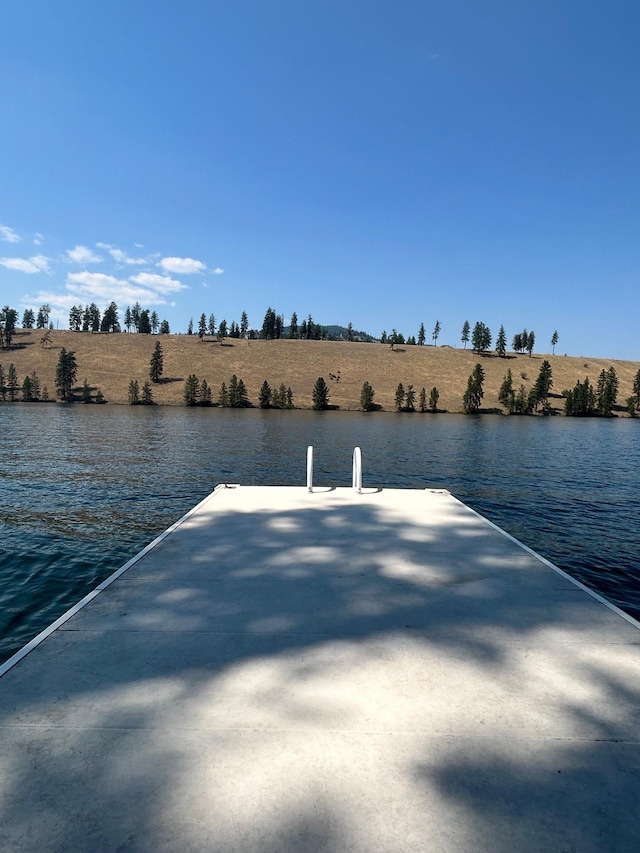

left=352, top=446, right=362, bottom=493
left=307, top=445, right=314, bottom=492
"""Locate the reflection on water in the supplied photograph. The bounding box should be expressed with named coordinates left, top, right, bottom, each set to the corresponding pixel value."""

left=1, top=404, right=639, bottom=662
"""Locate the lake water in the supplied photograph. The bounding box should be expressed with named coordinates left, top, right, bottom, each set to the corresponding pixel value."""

left=1, top=404, right=639, bottom=663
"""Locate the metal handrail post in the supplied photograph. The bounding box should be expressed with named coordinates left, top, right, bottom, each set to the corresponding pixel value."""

left=352, top=446, right=362, bottom=493
left=307, top=445, right=314, bottom=492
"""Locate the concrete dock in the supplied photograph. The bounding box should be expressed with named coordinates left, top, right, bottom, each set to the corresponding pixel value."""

left=1, top=485, right=639, bottom=852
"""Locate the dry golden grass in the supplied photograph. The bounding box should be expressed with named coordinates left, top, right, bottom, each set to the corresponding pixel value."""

left=3, top=329, right=639, bottom=414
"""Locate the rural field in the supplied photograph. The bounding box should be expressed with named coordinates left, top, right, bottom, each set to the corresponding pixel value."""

left=2, top=329, right=639, bottom=414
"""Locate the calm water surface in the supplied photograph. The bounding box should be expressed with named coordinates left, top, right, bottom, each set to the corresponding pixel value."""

left=1, top=405, right=639, bottom=662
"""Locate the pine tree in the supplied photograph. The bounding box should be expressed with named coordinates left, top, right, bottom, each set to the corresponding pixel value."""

left=496, top=325, right=507, bottom=357
left=240, top=311, right=249, bottom=337
left=218, top=382, right=229, bottom=407
left=128, top=379, right=140, bottom=405
left=432, top=320, right=441, bottom=346
left=55, top=348, right=77, bottom=401
left=151, top=311, right=159, bottom=334
left=22, top=308, right=35, bottom=329
left=81, top=379, right=92, bottom=403
left=526, top=331, right=535, bottom=357
left=285, top=386, right=294, bottom=408
left=471, top=322, right=491, bottom=353
left=198, top=313, right=207, bottom=338
left=138, top=310, right=151, bottom=334
left=22, top=374, right=34, bottom=402
left=0, top=363, right=5, bottom=400
left=596, top=367, right=619, bottom=415
left=419, top=387, right=427, bottom=412
left=551, top=330, right=559, bottom=354
left=0, top=306, right=18, bottom=348
left=633, top=368, right=640, bottom=408
left=429, top=387, right=439, bottom=412
left=289, top=312, right=298, bottom=338
left=187, top=318, right=193, bottom=335
left=160, top=320, right=170, bottom=334
left=95, top=389, right=105, bottom=404
left=149, top=341, right=164, bottom=382
left=141, top=381, right=154, bottom=405
left=124, top=306, right=133, bottom=332
left=259, top=380, right=272, bottom=408
left=184, top=374, right=200, bottom=406
left=394, top=383, right=405, bottom=412
left=563, top=378, right=596, bottom=416
left=418, top=323, right=426, bottom=346
left=208, top=314, right=216, bottom=336
left=218, top=319, right=228, bottom=338
left=461, top=320, right=470, bottom=349
left=405, top=385, right=416, bottom=411
left=498, top=368, right=514, bottom=408
left=200, top=380, right=211, bottom=406
left=533, top=360, right=553, bottom=412
left=360, top=381, right=375, bottom=411
left=312, top=377, right=330, bottom=410
left=463, top=364, right=485, bottom=413
left=512, top=333, right=522, bottom=353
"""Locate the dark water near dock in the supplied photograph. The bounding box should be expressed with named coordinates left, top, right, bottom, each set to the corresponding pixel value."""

left=1, top=405, right=639, bottom=663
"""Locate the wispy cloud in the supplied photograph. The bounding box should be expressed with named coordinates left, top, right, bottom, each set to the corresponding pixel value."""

left=0, top=255, right=51, bottom=273
left=158, top=256, right=206, bottom=274
left=33, top=232, right=44, bottom=246
left=66, top=245, right=104, bottom=264
left=0, top=224, right=21, bottom=243
left=211, top=267, right=224, bottom=274
left=129, top=272, right=187, bottom=294
left=96, top=242, right=151, bottom=265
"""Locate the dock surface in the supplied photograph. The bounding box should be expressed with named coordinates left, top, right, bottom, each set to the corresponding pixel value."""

left=1, top=485, right=639, bottom=852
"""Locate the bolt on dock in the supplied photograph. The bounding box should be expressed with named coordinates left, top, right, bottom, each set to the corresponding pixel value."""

left=1, top=481, right=639, bottom=852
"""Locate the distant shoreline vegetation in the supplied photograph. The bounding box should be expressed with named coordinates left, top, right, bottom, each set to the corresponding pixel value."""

left=1, top=304, right=639, bottom=416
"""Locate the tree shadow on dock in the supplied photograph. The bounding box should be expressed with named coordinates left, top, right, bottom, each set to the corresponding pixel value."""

left=1, top=492, right=639, bottom=851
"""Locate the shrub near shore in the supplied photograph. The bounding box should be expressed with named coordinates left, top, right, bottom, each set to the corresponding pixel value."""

left=1, top=329, right=639, bottom=414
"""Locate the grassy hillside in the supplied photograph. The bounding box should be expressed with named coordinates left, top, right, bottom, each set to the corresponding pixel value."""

left=2, top=329, right=639, bottom=414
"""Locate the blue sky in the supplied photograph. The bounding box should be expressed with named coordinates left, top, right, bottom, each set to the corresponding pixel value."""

left=1, top=1, right=638, bottom=358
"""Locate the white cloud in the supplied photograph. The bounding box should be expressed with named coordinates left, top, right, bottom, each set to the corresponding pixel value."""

left=211, top=267, right=224, bottom=274
left=0, top=254, right=51, bottom=273
left=66, top=271, right=166, bottom=305
left=66, top=245, right=104, bottom=264
left=0, top=224, right=21, bottom=243
left=129, top=272, right=187, bottom=294
left=33, top=232, right=44, bottom=246
left=96, top=242, right=149, bottom=265
left=158, top=256, right=206, bottom=274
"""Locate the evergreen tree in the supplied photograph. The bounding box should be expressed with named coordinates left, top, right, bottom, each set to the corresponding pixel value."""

left=563, top=378, right=596, bottom=416
left=138, top=310, right=151, bottom=334
left=512, top=332, right=522, bottom=353
left=405, top=384, right=416, bottom=411
left=160, top=320, right=170, bottom=334
left=432, top=320, right=441, bottom=346
left=380, top=330, right=387, bottom=344
left=394, top=383, right=405, bottom=412
left=41, top=386, right=49, bottom=401
left=208, top=314, right=216, bottom=336
left=141, top=381, right=154, bottom=405
left=406, top=335, right=416, bottom=345
left=463, top=364, right=485, bottom=413
left=101, top=301, right=119, bottom=333
left=533, top=360, right=553, bottom=412
left=627, top=396, right=636, bottom=416
left=419, top=386, right=427, bottom=412
left=496, top=325, right=507, bottom=357
left=200, top=380, right=212, bottom=406
left=418, top=323, right=426, bottom=346
left=0, top=363, right=5, bottom=400
left=632, top=368, right=640, bottom=408
left=22, top=374, right=34, bottom=402
left=526, top=330, right=535, bottom=357
left=151, top=311, right=159, bottom=333
left=471, top=322, right=491, bottom=353
left=55, top=348, right=77, bottom=401
left=498, top=368, right=514, bottom=408
left=95, top=389, right=105, bottom=404
left=262, top=307, right=277, bottom=339
left=198, top=313, right=207, bottom=339
left=461, top=320, right=470, bottom=349
left=184, top=374, right=200, bottom=405
left=187, top=318, right=193, bottom=335
left=312, top=377, right=330, bottom=410
left=131, top=302, right=142, bottom=331
left=7, top=363, right=18, bottom=401
left=0, top=306, right=18, bottom=348
left=128, top=379, right=140, bottom=404
left=149, top=341, right=164, bottom=382
left=227, top=375, right=250, bottom=407
left=429, top=387, right=439, bottom=412
left=596, top=367, right=619, bottom=415
left=521, top=329, right=528, bottom=354
left=29, top=371, right=40, bottom=400
left=218, top=319, right=228, bottom=338
left=240, top=311, right=249, bottom=337
left=218, top=382, right=229, bottom=407
left=551, top=330, right=559, bottom=354
left=22, top=308, right=35, bottom=329
left=347, top=322, right=354, bottom=341
left=36, top=304, right=51, bottom=329
left=360, top=381, right=375, bottom=411
left=69, top=305, right=83, bottom=331
left=289, top=312, right=298, bottom=338
left=285, top=386, right=294, bottom=408
left=81, top=379, right=92, bottom=403
left=124, top=306, right=133, bottom=332
left=259, top=380, right=272, bottom=408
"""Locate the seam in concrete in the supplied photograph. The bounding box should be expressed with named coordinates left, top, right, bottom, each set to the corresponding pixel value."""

left=0, top=484, right=235, bottom=681
left=448, top=494, right=640, bottom=632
